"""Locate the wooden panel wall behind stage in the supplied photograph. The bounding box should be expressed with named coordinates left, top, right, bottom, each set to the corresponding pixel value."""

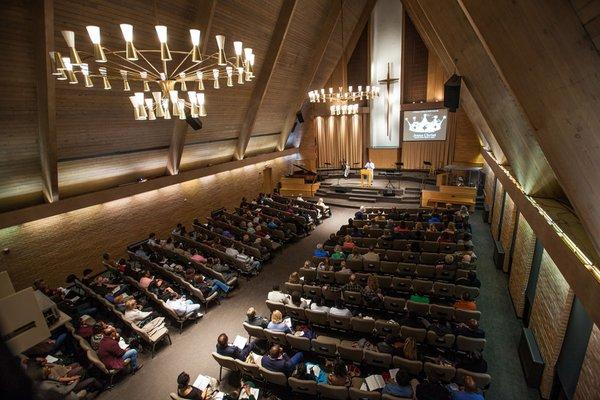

left=403, top=13, right=428, bottom=103
left=0, top=156, right=295, bottom=290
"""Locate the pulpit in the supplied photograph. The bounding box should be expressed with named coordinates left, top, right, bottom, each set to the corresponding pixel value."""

left=360, top=169, right=373, bottom=187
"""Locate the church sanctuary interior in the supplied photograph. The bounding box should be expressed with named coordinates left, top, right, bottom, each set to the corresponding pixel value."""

left=2, top=0, right=600, bottom=399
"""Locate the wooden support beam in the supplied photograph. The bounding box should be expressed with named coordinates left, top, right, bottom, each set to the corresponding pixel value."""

left=234, top=0, right=297, bottom=160
left=33, top=0, right=59, bottom=202
left=166, top=0, right=216, bottom=175
left=276, top=0, right=342, bottom=151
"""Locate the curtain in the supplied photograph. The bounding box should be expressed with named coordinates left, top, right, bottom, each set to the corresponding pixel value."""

left=315, top=114, right=364, bottom=169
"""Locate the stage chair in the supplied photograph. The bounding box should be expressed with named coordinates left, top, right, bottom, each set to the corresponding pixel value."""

left=433, top=282, right=455, bottom=297
left=343, top=291, right=363, bottom=306
left=346, top=259, right=364, bottom=272
left=420, top=252, right=441, bottom=265
left=284, top=282, right=303, bottom=294
left=306, top=309, right=329, bottom=326
left=312, top=335, right=340, bottom=357
left=235, top=359, right=262, bottom=381
left=317, top=383, right=349, bottom=399
left=374, top=320, right=401, bottom=336
left=406, top=301, right=430, bottom=317
left=259, top=365, right=288, bottom=386
left=288, top=377, right=318, bottom=395
left=380, top=261, right=399, bottom=275
left=299, top=268, right=317, bottom=283
left=391, top=277, right=412, bottom=293
left=386, top=250, right=403, bottom=262
left=351, top=317, right=375, bottom=334
left=454, top=309, right=481, bottom=323
left=350, top=387, right=382, bottom=399
left=355, top=273, right=370, bottom=286
left=401, top=251, right=419, bottom=263
left=286, top=333, right=311, bottom=352
left=303, top=284, right=322, bottom=298
left=338, top=340, right=364, bottom=363
left=397, top=263, right=417, bottom=277
left=266, top=300, right=286, bottom=314
left=416, top=264, right=436, bottom=279
left=401, top=326, right=427, bottom=343
left=439, top=243, right=457, bottom=254
left=426, top=331, right=456, bottom=348
left=383, top=296, right=406, bottom=313
left=318, top=270, right=336, bottom=284
left=454, top=285, right=480, bottom=300
left=284, top=305, right=307, bottom=321
left=455, top=369, right=491, bottom=390
left=242, top=322, right=267, bottom=341
left=212, top=352, right=238, bottom=380
left=392, top=356, right=423, bottom=376
left=364, top=260, right=381, bottom=273
left=264, top=329, right=288, bottom=346
left=456, top=336, right=486, bottom=353
left=412, top=279, right=433, bottom=293
left=328, top=313, right=352, bottom=331
left=429, top=304, right=455, bottom=320
left=323, top=286, right=342, bottom=302
left=424, top=362, right=456, bottom=383
left=335, top=271, right=351, bottom=284
left=421, top=241, right=439, bottom=253
left=377, top=275, right=392, bottom=289
left=364, top=349, right=393, bottom=368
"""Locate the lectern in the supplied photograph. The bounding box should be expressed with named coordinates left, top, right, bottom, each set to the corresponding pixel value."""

left=360, top=169, right=373, bottom=187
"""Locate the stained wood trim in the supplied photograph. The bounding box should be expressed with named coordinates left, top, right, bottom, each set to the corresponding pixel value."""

left=33, top=0, right=59, bottom=202
left=166, top=0, right=216, bottom=175
left=482, top=149, right=600, bottom=326
left=0, top=148, right=298, bottom=229
left=234, top=0, right=298, bottom=160
left=401, top=101, right=445, bottom=111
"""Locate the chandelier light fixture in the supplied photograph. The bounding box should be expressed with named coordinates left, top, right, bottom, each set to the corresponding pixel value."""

left=307, top=0, right=378, bottom=115
left=49, top=24, right=256, bottom=120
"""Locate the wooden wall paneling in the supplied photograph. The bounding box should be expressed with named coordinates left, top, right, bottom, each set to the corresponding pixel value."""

left=570, top=0, right=600, bottom=51
left=235, top=0, right=297, bottom=160
left=167, top=0, right=216, bottom=175
left=482, top=161, right=494, bottom=208
left=426, top=51, right=445, bottom=102
left=508, top=213, right=537, bottom=317
left=34, top=0, right=59, bottom=203
left=573, top=323, right=600, bottom=400
left=400, top=140, right=449, bottom=170
left=459, top=0, right=600, bottom=256
left=402, top=13, right=428, bottom=103
left=452, top=108, right=483, bottom=164
left=0, top=154, right=297, bottom=291
left=367, top=148, right=399, bottom=169
left=346, top=23, right=369, bottom=96
left=500, top=193, right=517, bottom=272
left=245, top=134, right=280, bottom=157
left=490, top=178, right=504, bottom=240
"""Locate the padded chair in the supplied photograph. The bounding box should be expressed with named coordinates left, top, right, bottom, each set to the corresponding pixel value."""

left=456, top=336, right=486, bottom=353
left=318, top=270, right=336, bottom=284
left=355, top=273, right=370, bottom=286
left=380, top=261, right=399, bottom=275
left=416, top=264, right=436, bottom=279
left=235, top=359, right=262, bottom=381
left=312, top=335, right=340, bottom=357
left=364, top=349, right=393, bottom=368
left=346, top=259, right=364, bottom=271
left=243, top=322, right=267, bottom=340
left=454, top=285, right=480, bottom=300
left=426, top=231, right=441, bottom=241
left=392, top=277, right=412, bottom=293
left=285, top=305, right=307, bottom=321
left=387, top=250, right=403, bottom=262
left=284, top=282, right=303, bottom=294
left=306, top=309, right=329, bottom=326
left=455, top=269, right=470, bottom=280
left=392, top=239, right=407, bottom=250
left=351, top=317, right=375, bottom=334
left=377, top=275, right=393, bottom=289
left=383, top=296, right=406, bottom=313
left=323, top=286, right=342, bottom=302
left=401, top=326, right=427, bottom=343
left=429, top=304, right=455, bottom=320
left=455, top=368, right=492, bottom=389
left=412, top=279, right=433, bottom=293
left=374, top=319, right=401, bottom=336
left=329, top=313, right=352, bottom=330
left=318, top=383, right=349, bottom=399
left=289, top=377, right=318, bottom=395
left=397, top=263, right=417, bottom=277
left=420, top=252, right=440, bottom=265
left=212, top=352, right=238, bottom=380
left=382, top=394, right=413, bottom=400
left=286, top=333, right=311, bottom=352
left=426, top=331, right=456, bottom=348
left=421, top=241, right=439, bottom=253
left=343, top=291, right=363, bottom=306
left=303, top=284, right=323, bottom=298
left=364, top=260, right=380, bottom=273
left=439, top=243, right=456, bottom=254
left=424, top=362, right=456, bottom=383
left=406, top=300, right=430, bottom=317
left=401, top=251, right=419, bottom=263
left=433, top=282, right=455, bottom=297
left=349, top=387, right=382, bottom=399
left=266, top=300, right=286, bottom=314
left=259, top=365, right=288, bottom=386
left=454, top=309, right=481, bottom=323
left=338, top=340, right=364, bottom=363
left=299, top=268, right=317, bottom=283
left=170, top=393, right=185, bottom=400
left=392, top=356, right=423, bottom=376
left=435, top=268, right=456, bottom=281
left=335, top=271, right=351, bottom=284
left=264, top=329, right=288, bottom=346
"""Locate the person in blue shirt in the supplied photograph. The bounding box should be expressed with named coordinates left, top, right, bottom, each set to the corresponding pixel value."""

left=382, top=370, right=414, bottom=397
left=266, top=310, right=293, bottom=334
left=452, top=375, right=484, bottom=400
left=313, top=243, right=329, bottom=258
left=261, top=344, right=303, bottom=375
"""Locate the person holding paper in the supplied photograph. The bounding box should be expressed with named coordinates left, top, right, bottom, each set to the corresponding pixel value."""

left=176, top=372, right=207, bottom=400
left=216, top=333, right=254, bottom=361
left=267, top=310, right=293, bottom=334
left=382, top=370, right=414, bottom=397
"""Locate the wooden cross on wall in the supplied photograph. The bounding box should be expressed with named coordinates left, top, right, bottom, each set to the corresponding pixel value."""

left=378, top=62, right=399, bottom=140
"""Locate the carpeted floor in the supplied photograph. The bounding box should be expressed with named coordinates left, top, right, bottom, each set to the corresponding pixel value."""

left=98, top=207, right=539, bottom=400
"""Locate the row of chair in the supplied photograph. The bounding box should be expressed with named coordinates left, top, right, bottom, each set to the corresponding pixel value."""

left=203, top=217, right=281, bottom=252
left=193, top=223, right=268, bottom=261
left=327, top=237, right=469, bottom=254
left=220, top=210, right=288, bottom=242
left=266, top=197, right=320, bottom=223
left=315, top=249, right=474, bottom=267
left=272, top=194, right=331, bottom=218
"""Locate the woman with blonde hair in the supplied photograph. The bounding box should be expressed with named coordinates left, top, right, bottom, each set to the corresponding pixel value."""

left=363, top=275, right=383, bottom=306
left=267, top=310, right=292, bottom=333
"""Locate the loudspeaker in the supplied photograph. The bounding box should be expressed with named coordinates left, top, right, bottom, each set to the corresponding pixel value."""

left=296, top=110, right=304, bottom=124
left=186, top=115, right=203, bottom=130
left=382, top=189, right=395, bottom=197
left=443, top=74, right=462, bottom=112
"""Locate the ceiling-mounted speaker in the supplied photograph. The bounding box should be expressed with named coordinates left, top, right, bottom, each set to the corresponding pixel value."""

left=443, top=74, right=462, bottom=112
left=186, top=115, right=202, bottom=130
left=296, top=110, right=304, bottom=124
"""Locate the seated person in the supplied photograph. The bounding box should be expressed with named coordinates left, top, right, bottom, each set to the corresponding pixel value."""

left=97, top=326, right=141, bottom=373
left=329, top=299, right=353, bottom=317
left=165, top=292, right=202, bottom=318
left=124, top=299, right=153, bottom=323
left=316, top=197, right=329, bottom=212
left=267, top=285, right=290, bottom=304
left=176, top=371, right=206, bottom=400
left=394, top=220, right=410, bottom=235
left=317, top=259, right=333, bottom=271
left=330, top=245, right=346, bottom=260
left=139, top=271, right=154, bottom=288
left=216, top=333, right=254, bottom=361
left=378, top=230, right=394, bottom=249
left=363, top=247, right=380, bottom=263
left=409, top=289, right=430, bottom=304
left=267, top=310, right=292, bottom=333
left=288, top=271, right=301, bottom=284
left=383, top=369, right=413, bottom=397
left=354, top=206, right=367, bottom=220
left=451, top=375, right=484, bottom=400
left=423, top=316, right=453, bottom=336
left=454, top=318, right=485, bottom=338
left=454, top=292, right=477, bottom=311
left=457, top=232, right=473, bottom=247
left=338, top=261, right=351, bottom=274
left=75, top=315, right=95, bottom=340
left=162, top=237, right=176, bottom=251
left=289, top=291, right=310, bottom=309
left=342, top=274, right=363, bottom=292
left=148, top=278, right=177, bottom=301
left=456, top=244, right=478, bottom=262
left=261, top=344, right=303, bottom=375
left=194, top=274, right=230, bottom=296
left=438, top=231, right=455, bottom=243
left=362, top=275, right=383, bottom=305
left=81, top=268, right=94, bottom=286
left=341, top=235, right=355, bottom=252
left=456, top=351, right=487, bottom=374
left=246, top=307, right=269, bottom=328
left=456, top=271, right=481, bottom=288
left=190, top=248, right=207, bottom=264
left=313, top=243, right=329, bottom=258
left=310, top=296, right=330, bottom=313
left=436, top=254, right=457, bottom=272
left=173, top=223, right=186, bottom=235
left=327, top=359, right=350, bottom=386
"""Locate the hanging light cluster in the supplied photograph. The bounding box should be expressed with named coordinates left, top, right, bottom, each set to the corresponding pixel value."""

left=49, top=24, right=257, bottom=120
left=329, top=103, right=359, bottom=116
left=308, top=85, right=380, bottom=104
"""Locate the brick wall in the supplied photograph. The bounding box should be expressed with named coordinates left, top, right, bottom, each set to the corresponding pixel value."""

left=490, top=179, right=504, bottom=239
left=530, top=250, right=574, bottom=398
left=508, top=213, right=536, bottom=317
left=482, top=161, right=494, bottom=208
left=500, top=194, right=517, bottom=272
left=0, top=156, right=295, bottom=290
left=573, top=323, right=600, bottom=400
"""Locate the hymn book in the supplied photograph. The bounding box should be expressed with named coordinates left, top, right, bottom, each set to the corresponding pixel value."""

left=233, top=335, right=248, bottom=350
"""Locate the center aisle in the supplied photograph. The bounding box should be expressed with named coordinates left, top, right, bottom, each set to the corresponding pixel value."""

left=99, top=207, right=356, bottom=400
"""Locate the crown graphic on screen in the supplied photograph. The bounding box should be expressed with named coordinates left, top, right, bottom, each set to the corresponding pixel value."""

left=405, top=113, right=447, bottom=133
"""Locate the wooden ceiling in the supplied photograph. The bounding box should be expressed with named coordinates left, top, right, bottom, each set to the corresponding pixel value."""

left=0, top=0, right=367, bottom=211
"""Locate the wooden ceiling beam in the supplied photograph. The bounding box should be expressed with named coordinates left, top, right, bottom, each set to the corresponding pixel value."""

left=33, top=0, right=59, bottom=203
left=234, top=0, right=298, bottom=160
left=166, top=0, right=216, bottom=175
left=276, top=0, right=343, bottom=151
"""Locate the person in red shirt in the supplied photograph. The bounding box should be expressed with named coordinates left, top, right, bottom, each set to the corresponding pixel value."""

left=97, top=327, right=141, bottom=373
left=454, top=292, right=477, bottom=311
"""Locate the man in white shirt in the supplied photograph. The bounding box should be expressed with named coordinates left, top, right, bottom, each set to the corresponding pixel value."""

left=364, top=160, right=375, bottom=186
left=329, top=300, right=353, bottom=317
left=267, top=285, right=291, bottom=304
left=165, top=293, right=203, bottom=318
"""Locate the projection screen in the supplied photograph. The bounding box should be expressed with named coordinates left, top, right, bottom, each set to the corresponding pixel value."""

left=402, top=109, right=448, bottom=141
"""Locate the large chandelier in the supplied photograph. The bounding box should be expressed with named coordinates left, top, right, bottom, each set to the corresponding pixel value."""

left=49, top=25, right=256, bottom=120
left=306, top=0, right=377, bottom=115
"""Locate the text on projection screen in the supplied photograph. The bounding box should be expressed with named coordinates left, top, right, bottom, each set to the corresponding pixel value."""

left=403, top=109, right=448, bottom=141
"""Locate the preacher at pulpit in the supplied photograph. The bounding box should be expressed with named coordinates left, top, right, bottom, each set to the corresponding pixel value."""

left=361, top=160, right=375, bottom=187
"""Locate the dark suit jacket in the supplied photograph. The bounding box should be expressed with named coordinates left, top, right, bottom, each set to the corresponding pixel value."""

left=261, top=354, right=293, bottom=374
left=216, top=344, right=242, bottom=360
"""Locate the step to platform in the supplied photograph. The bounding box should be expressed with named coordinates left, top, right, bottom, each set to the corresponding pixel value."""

left=348, top=196, right=378, bottom=203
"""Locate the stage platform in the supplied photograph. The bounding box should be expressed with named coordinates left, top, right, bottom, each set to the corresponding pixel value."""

left=308, top=177, right=436, bottom=209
